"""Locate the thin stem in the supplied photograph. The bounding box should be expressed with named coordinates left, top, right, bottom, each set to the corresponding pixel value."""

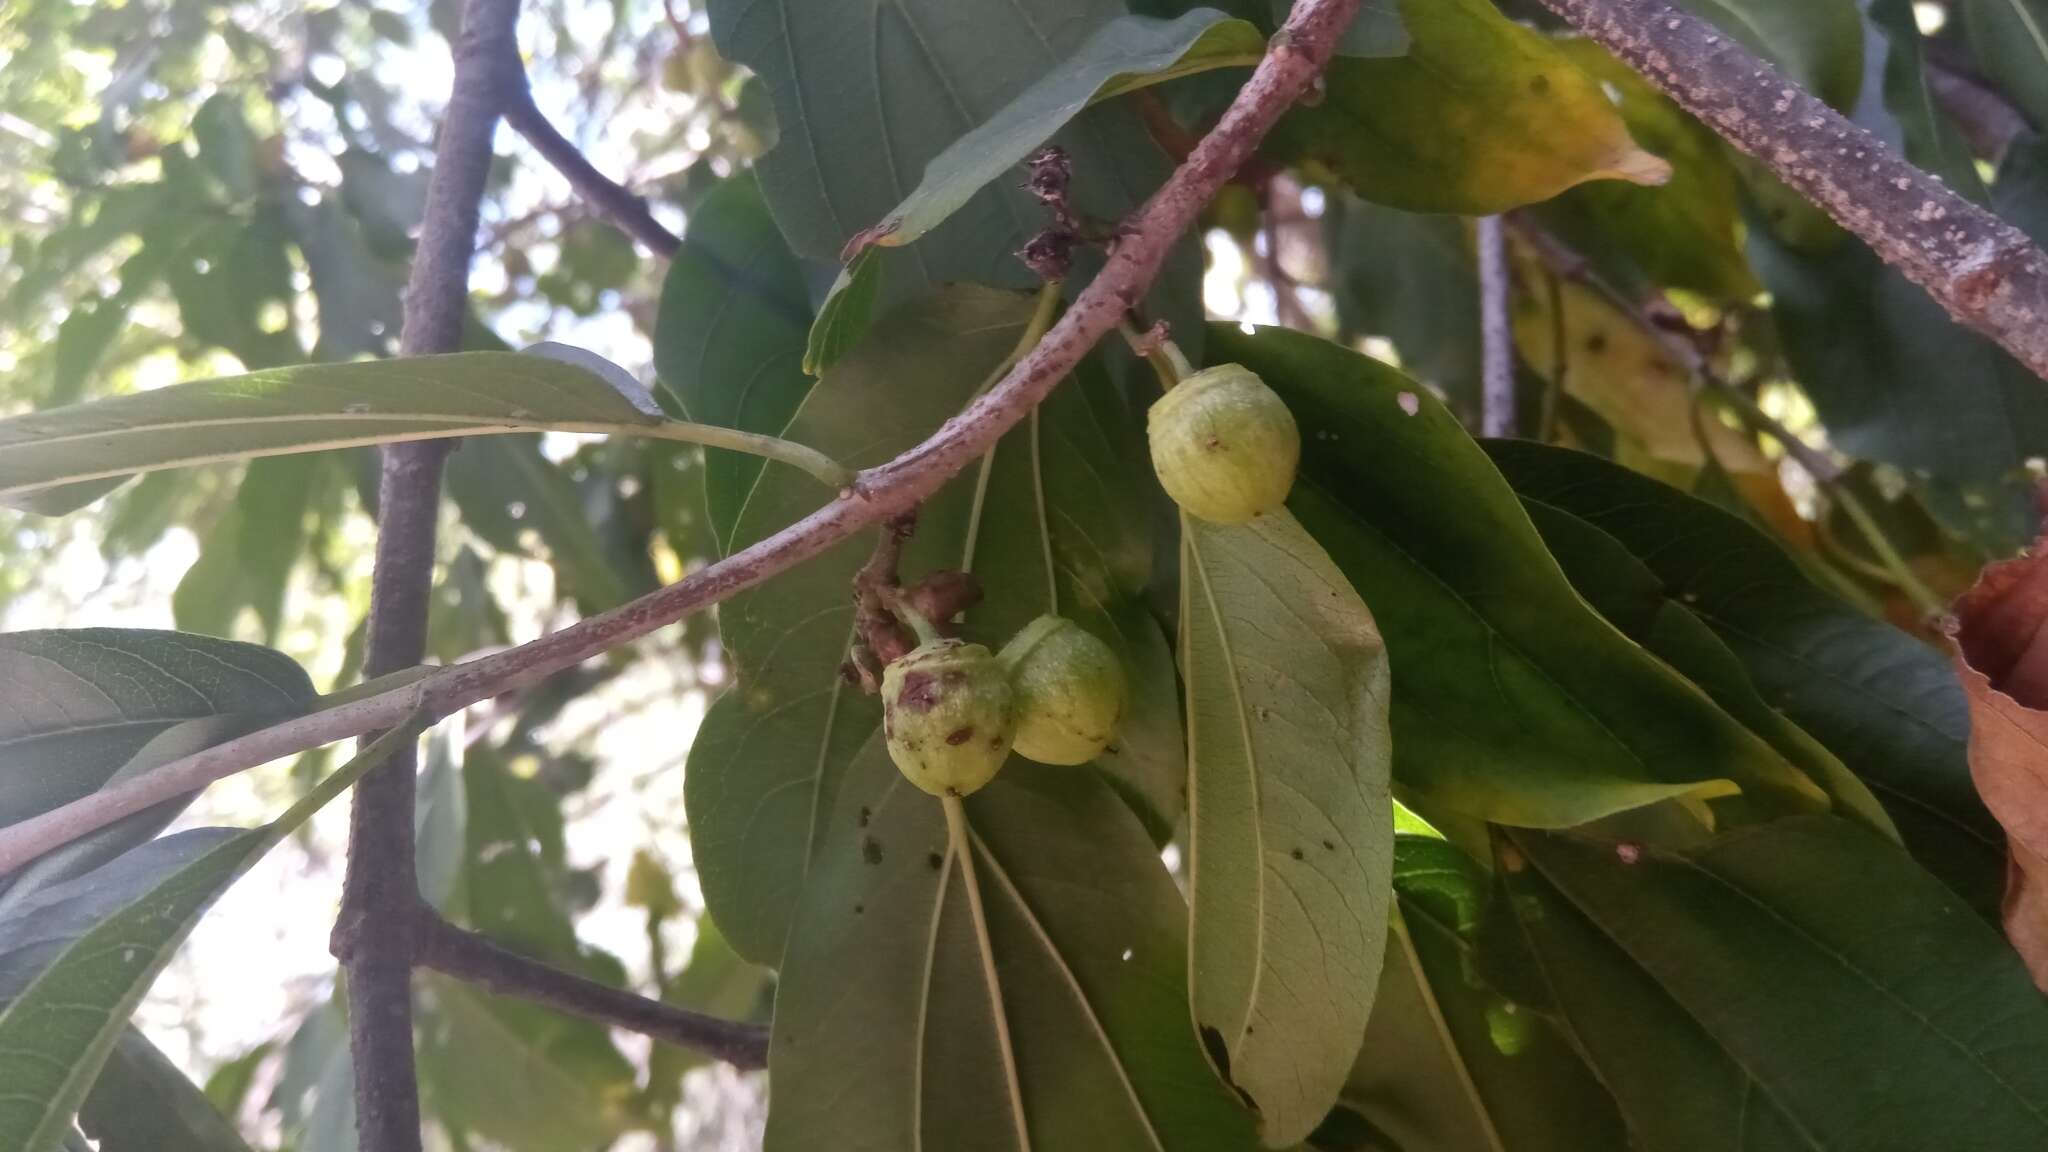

left=502, top=66, right=683, bottom=258
left=413, top=911, right=769, bottom=1069
left=942, top=794, right=1030, bottom=1151
left=1476, top=214, right=1516, bottom=438
left=0, top=0, right=1365, bottom=876
left=633, top=420, right=852, bottom=489
left=1533, top=0, right=2048, bottom=383
left=1830, top=485, right=1947, bottom=616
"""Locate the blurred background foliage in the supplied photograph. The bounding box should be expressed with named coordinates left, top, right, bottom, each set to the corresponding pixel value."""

left=3, top=0, right=2046, bottom=1148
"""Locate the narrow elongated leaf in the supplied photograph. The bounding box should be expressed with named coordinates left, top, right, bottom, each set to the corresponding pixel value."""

left=1341, top=838, right=1625, bottom=1152
left=845, top=11, right=1263, bottom=259
left=1964, top=0, right=2048, bottom=135
left=766, top=763, right=1257, bottom=1151
left=1265, top=0, right=1669, bottom=215
left=1211, top=325, right=1825, bottom=828
left=0, top=629, right=314, bottom=833
left=652, top=172, right=815, bottom=547
left=174, top=454, right=334, bottom=641
left=0, top=352, right=668, bottom=513
left=1485, top=441, right=2006, bottom=916
left=445, top=435, right=633, bottom=613
left=0, top=723, right=414, bottom=1152
left=1504, top=818, right=2048, bottom=1151
left=687, top=288, right=1175, bottom=963
left=1180, top=510, right=1392, bottom=1147
left=78, top=1028, right=253, bottom=1152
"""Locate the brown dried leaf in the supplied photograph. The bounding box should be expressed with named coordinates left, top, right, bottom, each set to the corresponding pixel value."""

left=1948, top=538, right=2048, bottom=989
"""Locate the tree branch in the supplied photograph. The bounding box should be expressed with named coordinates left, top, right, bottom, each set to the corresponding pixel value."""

left=1475, top=214, right=1516, bottom=438
left=0, top=0, right=1365, bottom=875
left=502, top=63, right=683, bottom=258
left=413, top=910, right=770, bottom=1069
left=1534, top=0, right=2048, bottom=383
left=333, top=0, right=520, bottom=1148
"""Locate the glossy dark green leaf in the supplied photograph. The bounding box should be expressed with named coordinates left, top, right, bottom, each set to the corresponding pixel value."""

left=0, top=629, right=313, bottom=833
left=1484, top=440, right=2007, bottom=916
left=1514, top=497, right=1897, bottom=837
left=707, top=0, right=1181, bottom=297
left=0, top=352, right=672, bottom=514
left=845, top=10, right=1262, bottom=258
left=1266, top=0, right=1669, bottom=214
left=78, top=1028, right=253, bottom=1152
left=766, top=764, right=1258, bottom=1152
left=1504, top=818, right=2048, bottom=1151
left=1181, top=510, right=1392, bottom=1147
left=1674, top=0, right=1864, bottom=110
left=1341, top=837, right=1625, bottom=1152
left=1964, top=0, right=2048, bottom=129
left=687, top=287, right=1176, bottom=965
left=1212, top=325, right=1826, bottom=828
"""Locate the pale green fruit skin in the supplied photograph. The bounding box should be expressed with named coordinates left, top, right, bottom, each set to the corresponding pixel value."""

left=881, top=639, right=1016, bottom=796
left=998, top=615, right=1127, bottom=766
left=1147, top=363, right=1300, bottom=524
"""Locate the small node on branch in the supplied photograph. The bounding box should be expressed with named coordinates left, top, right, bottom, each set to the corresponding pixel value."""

left=1019, top=229, right=1077, bottom=282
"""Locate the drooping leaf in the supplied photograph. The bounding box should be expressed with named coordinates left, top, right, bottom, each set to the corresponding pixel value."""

left=1339, top=838, right=1626, bottom=1152
left=841, top=10, right=1263, bottom=260
left=687, top=287, right=1176, bottom=964
left=1485, top=440, right=2007, bottom=916
left=1503, top=818, right=2048, bottom=1151
left=78, top=1028, right=253, bottom=1152
left=173, top=454, right=335, bottom=642
left=1965, top=0, right=2048, bottom=131
left=1180, top=510, right=1392, bottom=1147
left=1948, top=536, right=2048, bottom=987
left=765, top=764, right=1258, bottom=1152
left=1211, top=325, right=1825, bottom=827
left=1674, top=0, right=1865, bottom=111
left=1265, top=0, right=1669, bottom=215
left=1514, top=497, right=1896, bottom=838
left=0, top=629, right=314, bottom=834
left=0, top=351, right=674, bottom=514
left=0, top=722, right=416, bottom=1152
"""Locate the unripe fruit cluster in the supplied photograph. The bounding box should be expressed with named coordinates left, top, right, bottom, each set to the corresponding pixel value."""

left=881, top=616, right=1127, bottom=797
left=1147, top=362, right=1299, bottom=524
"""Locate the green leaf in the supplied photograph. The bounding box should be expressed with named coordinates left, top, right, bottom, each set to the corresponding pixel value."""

left=686, top=287, right=1175, bottom=964
left=765, top=764, right=1258, bottom=1151
left=1484, top=440, right=2008, bottom=917
left=1340, top=838, right=1625, bottom=1152
left=269, top=994, right=354, bottom=1152
left=417, top=977, right=631, bottom=1152
left=1674, top=0, right=1864, bottom=110
left=1513, top=497, right=1898, bottom=838
left=173, top=454, right=333, bottom=642
left=1324, top=199, right=1479, bottom=413
left=1180, top=510, right=1392, bottom=1147
left=1503, top=817, right=2048, bottom=1151
left=1211, top=325, right=1826, bottom=827
left=804, top=248, right=883, bottom=378
left=0, top=722, right=417, bottom=1152
left=1965, top=0, right=2048, bottom=130
left=653, top=172, right=815, bottom=548
left=0, top=351, right=670, bottom=514
left=708, top=0, right=1179, bottom=295
left=445, top=436, right=633, bottom=614
left=842, top=10, right=1263, bottom=259
left=78, top=1028, right=253, bottom=1152
left=1265, top=0, right=1670, bottom=215
left=0, top=629, right=313, bottom=833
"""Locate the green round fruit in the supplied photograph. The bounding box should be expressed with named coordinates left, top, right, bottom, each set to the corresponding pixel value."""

left=998, top=615, right=1127, bottom=766
left=881, top=639, right=1016, bottom=796
left=1147, top=363, right=1300, bottom=524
